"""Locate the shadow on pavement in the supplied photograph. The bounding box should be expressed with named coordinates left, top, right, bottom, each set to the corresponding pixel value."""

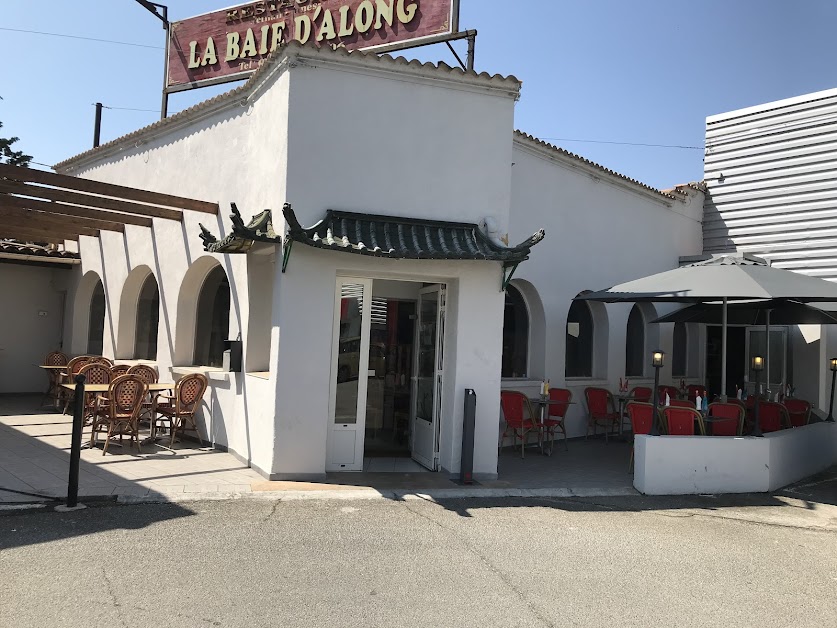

left=0, top=501, right=195, bottom=551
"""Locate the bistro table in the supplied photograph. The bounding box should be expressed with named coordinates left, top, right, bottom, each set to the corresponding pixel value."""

left=60, top=382, right=174, bottom=393
left=39, top=365, right=70, bottom=409
left=612, top=392, right=639, bottom=437
left=528, top=397, right=575, bottom=456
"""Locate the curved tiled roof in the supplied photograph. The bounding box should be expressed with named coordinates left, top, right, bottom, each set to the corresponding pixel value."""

left=513, top=130, right=677, bottom=201
left=56, top=42, right=521, bottom=171
left=0, top=240, right=79, bottom=260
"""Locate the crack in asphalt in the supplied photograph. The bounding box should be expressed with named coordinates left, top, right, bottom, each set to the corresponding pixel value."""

left=261, top=500, right=280, bottom=523
left=101, top=568, right=128, bottom=628
left=401, top=500, right=556, bottom=628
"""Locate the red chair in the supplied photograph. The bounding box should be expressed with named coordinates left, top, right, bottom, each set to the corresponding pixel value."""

left=626, top=402, right=657, bottom=471
left=657, top=385, right=680, bottom=404
left=707, top=402, right=744, bottom=436
left=584, top=387, right=620, bottom=442
left=500, top=391, right=539, bottom=458
left=669, top=399, right=695, bottom=408
left=543, top=388, right=571, bottom=452
left=662, top=406, right=705, bottom=436
left=783, top=399, right=811, bottom=427
left=757, top=401, right=790, bottom=433
left=630, top=386, right=652, bottom=403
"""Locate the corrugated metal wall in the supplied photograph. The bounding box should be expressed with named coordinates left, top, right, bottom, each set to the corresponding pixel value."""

left=704, top=87, right=837, bottom=281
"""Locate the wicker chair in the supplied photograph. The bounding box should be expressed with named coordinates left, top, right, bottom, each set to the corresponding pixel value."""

left=584, top=387, right=620, bottom=442
left=90, top=356, right=114, bottom=367
left=152, top=373, right=208, bottom=447
left=61, top=356, right=93, bottom=414
left=41, top=351, right=69, bottom=407
left=128, top=364, right=159, bottom=425
left=76, top=362, right=112, bottom=429
left=110, top=364, right=132, bottom=378
left=91, top=374, right=148, bottom=455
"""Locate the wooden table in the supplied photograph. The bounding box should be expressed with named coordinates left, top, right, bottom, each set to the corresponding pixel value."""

left=60, top=382, right=174, bottom=393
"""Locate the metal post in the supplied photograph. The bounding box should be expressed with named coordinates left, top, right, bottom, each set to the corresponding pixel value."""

left=720, top=297, right=728, bottom=401
left=649, top=365, right=661, bottom=436
left=161, top=16, right=170, bottom=119
left=466, top=31, right=476, bottom=72
left=751, top=369, right=763, bottom=437
left=765, top=309, right=771, bottom=399
left=67, top=374, right=86, bottom=507
left=459, top=389, right=476, bottom=484
left=827, top=369, right=836, bottom=422
left=93, top=102, right=103, bottom=148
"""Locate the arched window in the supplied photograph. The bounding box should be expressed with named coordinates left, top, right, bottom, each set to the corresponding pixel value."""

left=502, top=285, right=529, bottom=378
left=625, top=305, right=645, bottom=377
left=672, top=322, right=688, bottom=377
left=565, top=300, right=594, bottom=378
left=87, top=279, right=105, bottom=355
left=135, top=274, right=160, bottom=360
left=194, top=266, right=230, bottom=367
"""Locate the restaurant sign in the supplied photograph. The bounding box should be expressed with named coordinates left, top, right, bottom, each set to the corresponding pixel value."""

left=167, top=0, right=459, bottom=90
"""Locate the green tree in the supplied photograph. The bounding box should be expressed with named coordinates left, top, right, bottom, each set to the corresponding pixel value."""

left=0, top=121, right=32, bottom=167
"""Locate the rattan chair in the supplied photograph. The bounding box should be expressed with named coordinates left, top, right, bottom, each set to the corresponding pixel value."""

left=127, top=364, right=158, bottom=384
left=40, top=351, right=68, bottom=407
left=90, top=356, right=114, bottom=367
left=76, top=362, right=112, bottom=429
left=110, top=364, right=132, bottom=378
left=152, top=373, right=208, bottom=447
left=61, top=356, right=93, bottom=414
left=91, top=374, right=148, bottom=455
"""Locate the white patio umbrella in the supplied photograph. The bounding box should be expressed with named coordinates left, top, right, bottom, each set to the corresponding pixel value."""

left=578, top=255, right=837, bottom=399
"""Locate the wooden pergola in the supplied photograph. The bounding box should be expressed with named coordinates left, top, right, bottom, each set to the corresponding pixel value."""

left=0, top=163, right=218, bottom=244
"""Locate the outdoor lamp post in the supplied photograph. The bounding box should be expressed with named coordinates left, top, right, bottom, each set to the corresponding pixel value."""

left=826, top=358, right=837, bottom=423
left=751, top=356, right=764, bottom=437
left=649, top=350, right=665, bottom=436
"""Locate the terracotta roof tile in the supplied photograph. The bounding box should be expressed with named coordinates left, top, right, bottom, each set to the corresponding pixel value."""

left=0, top=240, right=79, bottom=259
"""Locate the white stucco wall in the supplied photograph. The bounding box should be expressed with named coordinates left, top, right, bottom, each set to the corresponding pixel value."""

left=0, top=264, right=72, bottom=393
left=506, top=136, right=705, bottom=437
left=55, top=63, right=292, bottom=476
left=634, top=423, right=837, bottom=495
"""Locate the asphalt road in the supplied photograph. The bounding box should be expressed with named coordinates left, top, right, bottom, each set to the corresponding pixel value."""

left=2, top=489, right=836, bottom=628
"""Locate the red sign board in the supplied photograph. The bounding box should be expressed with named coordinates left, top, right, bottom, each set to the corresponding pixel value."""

left=167, top=0, right=459, bottom=90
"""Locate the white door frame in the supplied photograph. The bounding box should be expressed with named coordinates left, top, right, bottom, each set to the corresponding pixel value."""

left=326, top=277, right=373, bottom=472
left=411, top=284, right=446, bottom=471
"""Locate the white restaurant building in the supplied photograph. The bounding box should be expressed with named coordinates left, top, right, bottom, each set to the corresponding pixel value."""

left=6, top=44, right=835, bottom=487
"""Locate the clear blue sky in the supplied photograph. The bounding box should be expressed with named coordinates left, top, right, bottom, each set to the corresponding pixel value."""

left=3, top=0, right=837, bottom=189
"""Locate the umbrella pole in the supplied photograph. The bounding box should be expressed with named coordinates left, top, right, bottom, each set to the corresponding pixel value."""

left=765, top=310, right=771, bottom=400
left=721, top=297, right=728, bottom=401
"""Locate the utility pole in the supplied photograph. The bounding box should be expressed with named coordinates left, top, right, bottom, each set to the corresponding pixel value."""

left=93, top=102, right=103, bottom=148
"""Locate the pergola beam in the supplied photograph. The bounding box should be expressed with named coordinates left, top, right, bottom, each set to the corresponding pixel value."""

left=0, top=205, right=124, bottom=233
left=0, top=227, right=76, bottom=244
left=0, top=181, right=155, bottom=226
left=0, top=180, right=176, bottom=227
left=0, top=218, right=99, bottom=240
left=0, top=163, right=219, bottom=214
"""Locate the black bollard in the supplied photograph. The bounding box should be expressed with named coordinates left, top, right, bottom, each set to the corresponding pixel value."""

left=67, top=374, right=86, bottom=508
left=459, top=390, right=477, bottom=484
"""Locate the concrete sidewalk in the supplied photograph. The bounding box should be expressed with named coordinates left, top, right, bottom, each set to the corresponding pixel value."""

left=1, top=395, right=638, bottom=505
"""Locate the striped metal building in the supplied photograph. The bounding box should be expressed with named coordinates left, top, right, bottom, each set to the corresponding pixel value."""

left=704, top=87, right=837, bottom=281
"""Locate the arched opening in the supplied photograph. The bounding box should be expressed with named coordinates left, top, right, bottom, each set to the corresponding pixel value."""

left=175, top=257, right=233, bottom=367
left=507, top=279, right=545, bottom=380
left=87, top=279, right=105, bottom=355
left=135, top=274, right=160, bottom=360
left=502, top=284, right=529, bottom=378
left=672, top=321, right=688, bottom=377
left=625, top=305, right=645, bottom=377
left=194, top=266, right=230, bottom=367
left=565, top=300, right=594, bottom=378
left=117, top=266, right=160, bottom=360
left=71, top=271, right=105, bottom=355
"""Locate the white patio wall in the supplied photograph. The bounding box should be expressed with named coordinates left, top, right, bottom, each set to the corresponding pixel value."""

left=634, top=423, right=837, bottom=495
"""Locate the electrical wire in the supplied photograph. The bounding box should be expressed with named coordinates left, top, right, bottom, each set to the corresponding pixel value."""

left=99, top=105, right=159, bottom=113
left=0, top=27, right=162, bottom=50
left=538, top=137, right=704, bottom=150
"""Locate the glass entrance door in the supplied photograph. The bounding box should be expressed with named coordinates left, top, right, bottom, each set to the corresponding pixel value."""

left=327, top=278, right=373, bottom=472
left=411, top=285, right=445, bottom=471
